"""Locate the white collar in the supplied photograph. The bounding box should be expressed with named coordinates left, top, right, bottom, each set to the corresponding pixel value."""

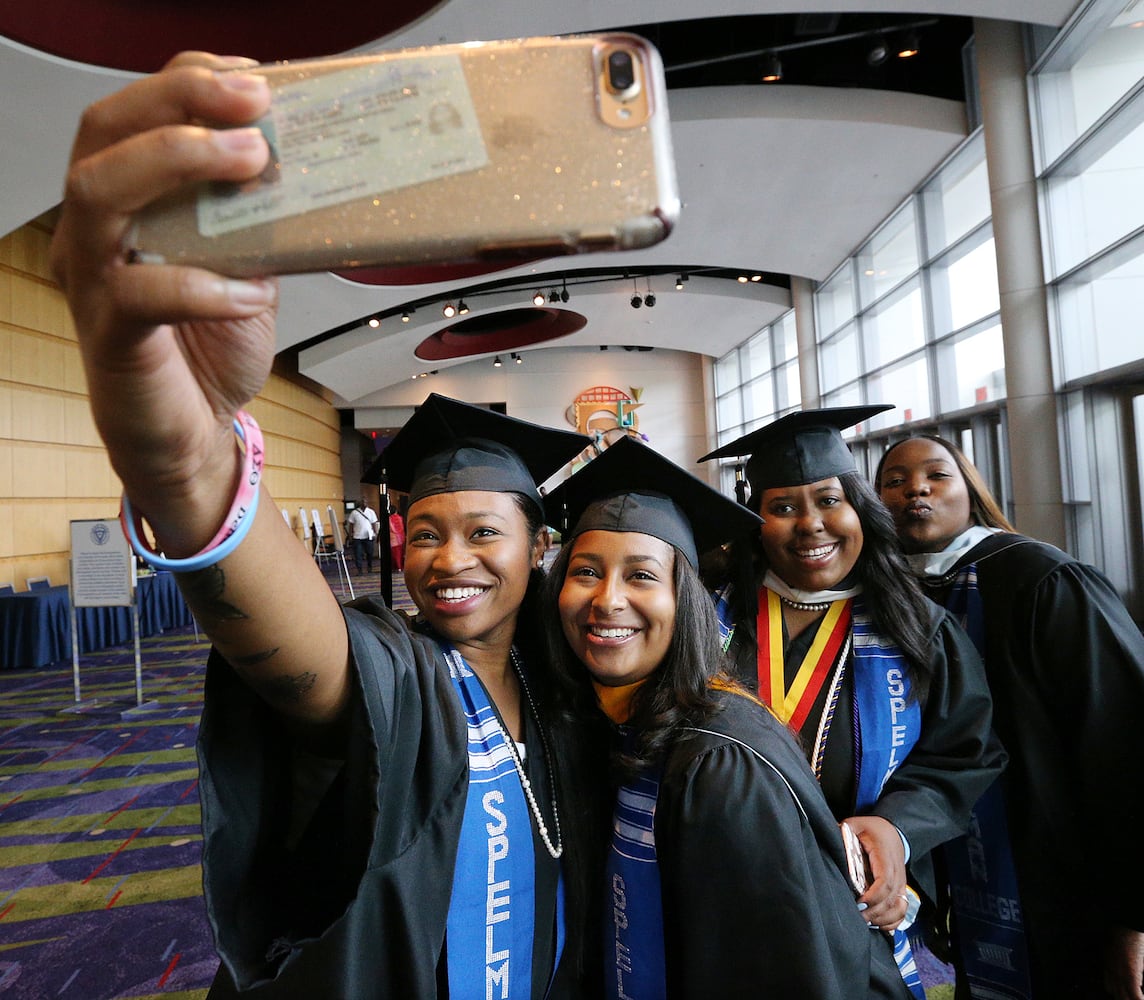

left=905, top=525, right=1001, bottom=579
left=762, top=569, right=863, bottom=605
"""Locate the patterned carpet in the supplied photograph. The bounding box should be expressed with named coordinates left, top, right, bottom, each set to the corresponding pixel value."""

left=0, top=568, right=408, bottom=1000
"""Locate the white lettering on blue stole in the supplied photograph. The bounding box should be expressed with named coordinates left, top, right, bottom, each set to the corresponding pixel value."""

left=484, top=790, right=511, bottom=999
left=611, top=874, right=636, bottom=1000
left=886, top=667, right=907, bottom=773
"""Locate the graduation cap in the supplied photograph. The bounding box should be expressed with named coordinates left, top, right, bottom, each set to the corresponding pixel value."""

left=362, top=393, right=589, bottom=513
left=544, top=436, right=762, bottom=568
left=697, top=405, right=893, bottom=498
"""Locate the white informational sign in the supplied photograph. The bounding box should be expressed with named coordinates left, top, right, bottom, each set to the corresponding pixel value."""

left=70, top=518, right=134, bottom=608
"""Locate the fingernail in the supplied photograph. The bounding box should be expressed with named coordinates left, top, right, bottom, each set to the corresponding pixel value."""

left=856, top=902, right=868, bottom=911
left=216, top=56, right=261, bottom=68
left=219, top=72, right=268, bottom=94
left=217, top=127, right=266, bottom=152
left=225, top=279, right=276, bottom=306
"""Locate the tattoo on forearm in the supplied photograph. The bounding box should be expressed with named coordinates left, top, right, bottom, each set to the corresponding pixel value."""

left=179, top=564, right=248, bottom=623
left=258, top=671, right=318, bottom=706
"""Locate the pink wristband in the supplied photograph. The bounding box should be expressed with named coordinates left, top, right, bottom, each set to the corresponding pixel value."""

left=120, top=410, right=265, bottom=571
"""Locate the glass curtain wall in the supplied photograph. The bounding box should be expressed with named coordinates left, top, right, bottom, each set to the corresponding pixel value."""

left=711, top=310, right=800, bottom=499
left=812, top=129, right=1005, bottom=487
left=1032, top=0, right=1144, bottom=610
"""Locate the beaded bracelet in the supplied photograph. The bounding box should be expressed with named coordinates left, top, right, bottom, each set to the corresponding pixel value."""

left=119, top=410, right=265, bottom=573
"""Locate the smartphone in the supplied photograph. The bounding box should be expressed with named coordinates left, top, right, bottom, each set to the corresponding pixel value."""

left=127, top=34, right=679, bottom=277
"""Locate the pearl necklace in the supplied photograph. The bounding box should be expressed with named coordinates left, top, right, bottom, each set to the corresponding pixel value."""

left=778, top=594, right=833, bottom=612
left=502, top=649, right=563, bottom=860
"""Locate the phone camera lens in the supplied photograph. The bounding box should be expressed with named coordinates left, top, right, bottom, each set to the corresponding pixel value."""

left=606, top=49, right=637, bottom=95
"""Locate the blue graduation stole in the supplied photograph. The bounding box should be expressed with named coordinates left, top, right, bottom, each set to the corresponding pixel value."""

left=604, top=763, right=666, bottom=1000
left=941, top=568, right=1033, bottom=1000
left=443, top=644, right=542, bottom=1000
left=851, top=601, right=925, bottom=999
left=713, top=583, right=735, bottom=653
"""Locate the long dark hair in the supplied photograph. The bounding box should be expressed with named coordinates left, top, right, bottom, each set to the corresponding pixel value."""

left=506, top=494, right=607, bottom=993
left=541, top=536, right=725, bottom=784
left=718, top=471, right=934, bottom=701
left=874, top=434, right=1015, bottom=532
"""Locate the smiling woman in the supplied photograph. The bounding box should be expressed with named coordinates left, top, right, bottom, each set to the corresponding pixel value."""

left=700, top=407, right=1005, bottom=998
left=191, top=394, right=600, bottom=998
left=539, top=436, right=914, bottom=998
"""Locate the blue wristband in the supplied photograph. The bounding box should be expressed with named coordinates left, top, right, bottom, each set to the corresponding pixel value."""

left=119, top=413, right=263, bottom=573
left=121, top=485, right=260, bottom=573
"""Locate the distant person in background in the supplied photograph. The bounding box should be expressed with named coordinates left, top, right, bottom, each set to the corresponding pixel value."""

left=347, top=501, right=376, bottom=575
left=387, top=499, right=405, bottom=571
left=877, top=434, right=1144, bottom=1000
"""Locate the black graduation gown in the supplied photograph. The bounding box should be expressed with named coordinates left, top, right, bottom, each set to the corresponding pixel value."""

left=651, top=689, right=912, bottom=999
left=196, top=596, right=564, bottom=999
left=923, top=533, right=1144, bottom=996
left=727, top=597, right=1004, bottom=903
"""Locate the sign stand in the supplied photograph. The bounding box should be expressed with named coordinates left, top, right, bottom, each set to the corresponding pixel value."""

left=61, top=518, right=160, bottom=718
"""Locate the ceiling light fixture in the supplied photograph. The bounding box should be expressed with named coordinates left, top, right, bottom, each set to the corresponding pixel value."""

left=737, top=275, right=749, bottom=283
left=457, top=299, right=470, bottom=315
left=643, top=277, right=656, bottom=308
left=897, top=31, right=920, bottom=58
left=549, top=289, right=561, bottom=303
left=761, top=53, right=782, bottom=82
left=367, top=316, right=381, bottom=329
left=512, top=352, right=523, bottom=364
left=532, top=290, right=545, bottom=306
left=630, top=276, right=642, bottom=309
left=442, top=302, right=457, bottom=318
left=675, top=274, right=685, bottom=290
left=401, top=310, right=412, bottom=322
left=560, top=277, right=570, bottom=302
left=493, top=355, right=503, bottom=368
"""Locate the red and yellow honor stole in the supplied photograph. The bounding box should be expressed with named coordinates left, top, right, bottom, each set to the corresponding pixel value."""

left=757, top=587, right=852, bottom=731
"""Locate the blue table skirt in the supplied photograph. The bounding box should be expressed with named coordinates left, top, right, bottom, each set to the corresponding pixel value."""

left=0, top=573, right=193, bottom=670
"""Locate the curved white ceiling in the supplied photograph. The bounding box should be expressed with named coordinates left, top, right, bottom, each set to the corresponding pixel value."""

left=1, top=0, right=1081, bottom=409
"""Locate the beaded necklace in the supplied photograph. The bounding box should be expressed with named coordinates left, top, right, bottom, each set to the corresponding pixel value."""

left=500, top=648, right=563, bottom=860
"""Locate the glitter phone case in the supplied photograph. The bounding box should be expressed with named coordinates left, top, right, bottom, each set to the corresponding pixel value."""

left=127, top=34, right=679, bottom=277
left=841, top=821, right=871, bottom=895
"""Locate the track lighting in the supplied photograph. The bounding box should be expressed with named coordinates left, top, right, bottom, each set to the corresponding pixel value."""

left=896, top=31, right=919, bottom=58
left=367, top=316, right=381, bottom=329
left=560, top=278, right=570, bottom=303
left=512, top=352, right=523, bottom=364
left=643, top=277, right=655, bottom=308
left=442, top=302, right=456, bottom=318
left=532, top=290, right=545, bottom=306
left=630, top=277, right=642, bottom=309
left=493, top=355, right=503, bottom=368
left=402, top=310, right=412, bottom=322
left=457, top=300, right=469, bottom=315
left=675, top=275, right=686, bottom=290
left=549, top=289, right=561, bottom=303
left=867, top=38, right=889, bottom=66
left=761, top=53, right=782, bottom=83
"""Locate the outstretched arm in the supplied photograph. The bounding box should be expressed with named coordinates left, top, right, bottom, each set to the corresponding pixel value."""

left=51, top=53, right=350, bottom=726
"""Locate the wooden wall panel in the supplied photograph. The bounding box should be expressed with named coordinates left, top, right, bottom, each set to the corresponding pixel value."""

left=0, top=271, right=13, bottom=329
left=0, top=383, right=11, bottom=440
left=0, top=215, right=345, bottom=593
